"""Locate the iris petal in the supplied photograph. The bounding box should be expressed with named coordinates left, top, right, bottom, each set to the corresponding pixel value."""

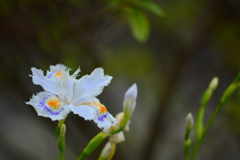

left=70, top=99, right=116, bottom=132
left=69, top=104, right=96, bottom=120
left=31, top=68, right=61, bottom=95
left=26, top=91, right=70, bottom=121
left=72, top=68, right=112, bottom=105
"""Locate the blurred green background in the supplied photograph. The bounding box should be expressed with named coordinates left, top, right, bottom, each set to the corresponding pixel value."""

left=0, top=0, right=240, bottom=160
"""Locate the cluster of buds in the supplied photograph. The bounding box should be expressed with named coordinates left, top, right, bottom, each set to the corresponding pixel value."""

left=77, top=84, right=137, bottom=160
left=99, top=84, right=137, bottom=160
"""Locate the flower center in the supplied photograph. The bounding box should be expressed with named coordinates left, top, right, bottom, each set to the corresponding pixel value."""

left=54, top=71, right=64, bottom=79
left=47, top=98, right=61, bottom=109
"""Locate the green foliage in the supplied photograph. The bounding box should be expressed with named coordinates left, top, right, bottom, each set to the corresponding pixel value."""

left=106, top=0, right=164, bottom=42
left=188, top=73, right=240, bottom=160
left=126, top=7, right=150, bottom=43
left=137, top=1, right=165, bottom=17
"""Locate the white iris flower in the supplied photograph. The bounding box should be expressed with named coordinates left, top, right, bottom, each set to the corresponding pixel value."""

left=26, top=64, right=116, bottom=132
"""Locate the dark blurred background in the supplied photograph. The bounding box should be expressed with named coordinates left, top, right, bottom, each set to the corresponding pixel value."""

left=1, top=0, right=240, bottom=160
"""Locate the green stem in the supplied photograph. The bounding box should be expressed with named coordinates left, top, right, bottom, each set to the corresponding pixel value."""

left=184, top=139, right=191, bottom=160
left=77, top=118, right=129, bottom=160
left=77, top=153, right=87, bottom=160
left=203, top=83, right=240, bottom=139
left=195, top=105, right=204, bottom=140
left=58, top=151, right=64, bottom=160
left=111, top=115, right=129, bottom=135
left=77, top=132, right=110, bottom=160
left=56, top=122, right=66, bottom=160
left=202, top=103, right=222, bottom=138
left=190, top=140, right=201, bottom=160
left=191, top=100, right=233, bottom=160
left=190, top=78, right=240, bottom=160
left=190, top=102, right=224, bottom=160
left=110, top=126, right=124, bottom=135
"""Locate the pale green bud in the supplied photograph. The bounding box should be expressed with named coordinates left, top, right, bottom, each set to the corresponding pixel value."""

left=58, top=124, right=66, bottom=152
left=185, top=113, right=194, bottom=141
left=98, top=142, right=116, bottom=160
left=110, top=131, right=125, bottom=144
left=196, top=78, right=218, bottom=140
left=56, top=118, right=66, bottom=136
left=186, top=113, right=194, bottom=131
left=116, top=112, right=124, bottom=127
left=184, top=114, right=193, bottom=158
left=123, top=120, right=130, bottom=132
left=220, top=83, right=239, bottom=103
left=201, top=77, right=219, bottom=106
left=60, top=124, right=66, bottom=137
left=123, top=83, right=137, bottom=120
left=209, top=77, right=219, bottom=91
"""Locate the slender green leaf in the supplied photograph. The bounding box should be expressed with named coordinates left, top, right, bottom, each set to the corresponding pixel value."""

left=126, top=7, right=150, bottom=43
left=138, top=1, right=165, bottom=17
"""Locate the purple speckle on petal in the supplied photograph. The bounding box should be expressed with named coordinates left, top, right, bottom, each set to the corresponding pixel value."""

left=98, top=113, right=109, bottom=122
left=47, top=73, right=54, bottom=78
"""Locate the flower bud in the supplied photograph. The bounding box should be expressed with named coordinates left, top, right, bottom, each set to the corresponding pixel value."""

left=209, top=77, right=219, bottom=91
left=184, top=114, right=193, bottom=158
left=185, top=113, right=194, bottom=141
left=220, top=83, right=239, bottom=103
left=123, top=83, right=138, bottom=120
left=99, top=142, right=116, bottom=160
left=56, top=118, right=66, bottom=136
left=123, top=121, right=130, bottom=132
left=201, top=77, right=219, bottom=107
left=110, top=131, right=125, bottom=144
left=186, top=113, right=194, bottom=131
left=58, top=124, right=66, bottom=152
left=116, top=112, right=124, bottom=127
left=60, top=124, right=66, bottom=137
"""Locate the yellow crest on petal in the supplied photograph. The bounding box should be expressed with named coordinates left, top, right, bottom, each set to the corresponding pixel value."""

left=82, top=101, right=108, bottom=114
left=47, top=97, right=62, bottom=109
left=54, top=71, right=66, bottom=79
left=93, top=101, right=108, bottom=113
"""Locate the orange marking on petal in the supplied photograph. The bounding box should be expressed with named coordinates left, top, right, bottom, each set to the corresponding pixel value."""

left=47, top=98, right=61, bottom=109
left=54, top=71, right=63, bottom=78
left=82, top=101, right=108, bottom=114
left=93, top=102, right=108, bottom=113
left=100, top=105, right=107, bottom=113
